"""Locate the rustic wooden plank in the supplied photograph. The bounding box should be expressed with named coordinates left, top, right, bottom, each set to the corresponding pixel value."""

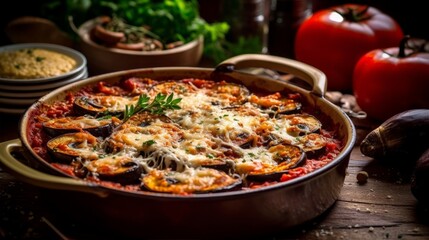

left=323, top=201, right=426, bottom=227
left=273, top=194, right=429, bottom=239
left=298, top=223, right=429, bottom=240
left=342, top=158, right=418, bottom=205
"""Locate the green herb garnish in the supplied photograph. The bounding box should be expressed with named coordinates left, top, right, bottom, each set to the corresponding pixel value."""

left=123, top=93, right=181, bottom=122
left=35, top=56, right=46, bottom=62
left=196, top=145, right=204, bottom=151
left=96, top=114, right=113, bottom=120
left=143, top=140, right=156, bottom=147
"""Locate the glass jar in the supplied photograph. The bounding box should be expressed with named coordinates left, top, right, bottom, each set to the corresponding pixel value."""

left=268, top=0, right=312, bottom=58
left=221, top=0, right=270, bottom=53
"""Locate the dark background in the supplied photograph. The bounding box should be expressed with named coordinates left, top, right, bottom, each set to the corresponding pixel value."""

left=1, top=0, right=427, bottom=58
left=199, top=0, right=428, bottom=58
left=198, top=0, right=427, bottom=39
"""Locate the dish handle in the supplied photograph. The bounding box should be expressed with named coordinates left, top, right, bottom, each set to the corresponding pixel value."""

left=215, top=54, right=327, bottom=97
left=0, top=139, right=109, bottom=198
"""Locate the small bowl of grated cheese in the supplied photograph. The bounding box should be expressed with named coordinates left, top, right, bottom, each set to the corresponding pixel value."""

left=0, top=43, right=86, bottom=83
left=0, top=43, right=87, bottom=114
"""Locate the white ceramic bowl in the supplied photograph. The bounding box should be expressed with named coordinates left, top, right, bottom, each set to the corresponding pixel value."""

left=0, top=67, right=87, bottom=92
left=76, top=17, right=204, bottom=75
left=0, top=43, right=87, bottom=114
left=0, top=43, right=87, bottom=83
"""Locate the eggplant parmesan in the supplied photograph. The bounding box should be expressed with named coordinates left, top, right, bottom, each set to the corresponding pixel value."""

left=26, top=77, right=343, bottom=195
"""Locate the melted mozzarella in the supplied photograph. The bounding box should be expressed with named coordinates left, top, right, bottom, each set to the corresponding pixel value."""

left=86, top=154, right=129, bottom=172
left=170, top=167, right=218, bottom=186
left=98, top=80, right=322, bottom=179
left=110, top=121, right=182, bottom=152
left=96, top=96, right=137, bottom=112
left=70, top=144, right=100, bottom=160
left=265, top=117, right=298, bottom=145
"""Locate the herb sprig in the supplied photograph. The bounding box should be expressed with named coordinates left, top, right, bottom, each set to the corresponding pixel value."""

left=123, top=93, right=182, bottom=122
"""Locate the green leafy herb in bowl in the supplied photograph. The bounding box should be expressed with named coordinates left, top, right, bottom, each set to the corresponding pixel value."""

left=41, top=1, right=225, bottom=61
left=40, top=0, right=262, bottom=64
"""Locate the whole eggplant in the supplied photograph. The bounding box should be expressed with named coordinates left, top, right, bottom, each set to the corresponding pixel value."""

left=411, top=148, right=429, bottom=205
left=360, top=109, right=429, bottom=161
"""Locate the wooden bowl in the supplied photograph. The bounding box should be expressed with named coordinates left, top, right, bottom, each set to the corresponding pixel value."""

left=76, top=17, right=204, bottom=75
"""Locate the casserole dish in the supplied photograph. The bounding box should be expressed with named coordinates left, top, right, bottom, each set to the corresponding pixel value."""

left=0, top=54, right=356, bottom=238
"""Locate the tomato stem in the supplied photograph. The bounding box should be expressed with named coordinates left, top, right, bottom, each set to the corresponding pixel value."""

left=398, top=35, right=409, bottom=58
left=335, top=5, right=370, bottom=22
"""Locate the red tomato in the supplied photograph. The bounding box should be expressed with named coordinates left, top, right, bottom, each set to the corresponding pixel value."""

left=294, top=4, right=403, bottom=91
left=353, top=37, right=429, bottom=121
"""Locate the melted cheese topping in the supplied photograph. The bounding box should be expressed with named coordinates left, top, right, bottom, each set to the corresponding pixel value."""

left=104, top=80, right=324, bottom=176
left=44, top=116, right=110, bottom=129
left=143, top=167, right=239, bottom=194
left=80, top=95, right=137, bottom=113
left=111, top=121, right=183, bottom=151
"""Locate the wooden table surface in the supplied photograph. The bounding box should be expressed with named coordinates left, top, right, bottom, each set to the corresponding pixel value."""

left=1, top=108, right=429, bottom=239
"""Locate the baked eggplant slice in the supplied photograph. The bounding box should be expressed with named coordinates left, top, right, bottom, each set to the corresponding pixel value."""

left=283, top=114, right=322, bottom=136
left=46, top=132, right=101, bottom=163
left=209, top=81, right=250, bottom=105
left=124, top=111, right=171, bottom=127
left=296, top=133, right=327, bottom=159
left=249, top=93, right=302, bottom=115
left=245, top=144, right=306, bottom=181
left=196, top=160, right=233, bottom=173
left=107, top=122, right=184, bottom=153
left=141, top=167, right=242, bottom=194
left=140, top=145, right=233, bottom=173
left=184, top=155, right=233, bottom=173
left=272, top=101, right=302, bottom=115
left=149, top=81, right=196, bottom=96
left=43, top=115, right=114, bottom=137
left=150, top=136, right=234, bottom=173
left=73, top=95, right=136, bottom=116
left=144, top=152, right=232, bottom=173
left=85, top=155, right=143, bottom=185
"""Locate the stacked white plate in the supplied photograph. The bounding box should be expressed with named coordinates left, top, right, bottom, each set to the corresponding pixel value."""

left=0, top=43, right=87, bottom=114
